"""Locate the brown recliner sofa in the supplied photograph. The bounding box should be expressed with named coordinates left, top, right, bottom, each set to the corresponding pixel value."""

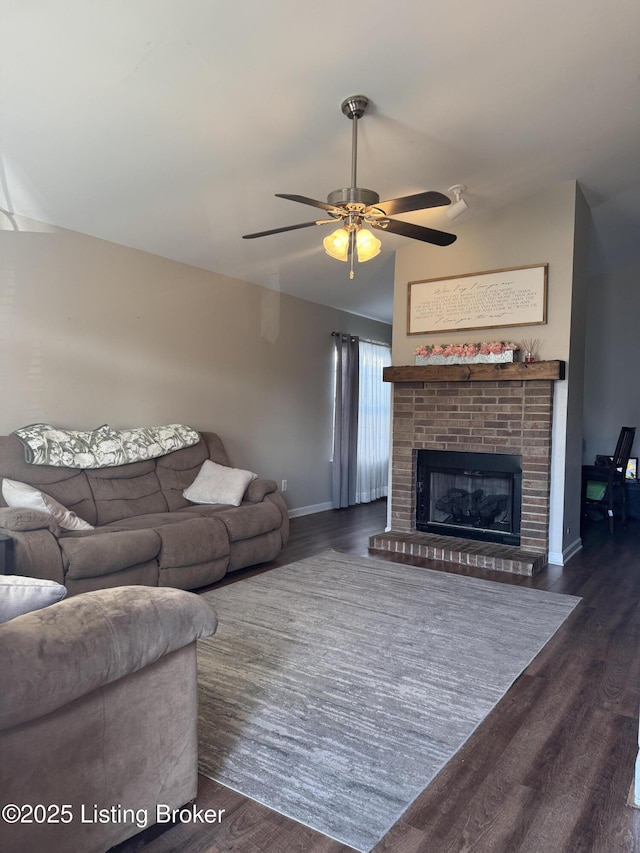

left=0, top=431, right=289, bottom=595
left=0, top=585, right=218, bottom=853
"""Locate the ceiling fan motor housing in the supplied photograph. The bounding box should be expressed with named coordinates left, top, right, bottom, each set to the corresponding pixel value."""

left=327, top=187, right=380, bottom=209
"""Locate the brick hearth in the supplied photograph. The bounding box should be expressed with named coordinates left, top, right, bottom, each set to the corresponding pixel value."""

left=370, top=363, right=564, bottom=575
left=369, top=531, right=547, bottom=576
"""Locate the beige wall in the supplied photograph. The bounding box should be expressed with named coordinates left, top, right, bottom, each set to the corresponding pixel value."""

left=0, top=215, right=391, bottom=515
left=392, top=182, right=580, bottom=363
left=583, top=260, right=640, bottom=462
left=390, top=181, right=589, bottom=564
left=562, top=187, right=590, bottom=556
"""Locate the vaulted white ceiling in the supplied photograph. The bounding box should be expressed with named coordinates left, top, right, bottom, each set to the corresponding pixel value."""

left=2, top=1, right=639, bottom=323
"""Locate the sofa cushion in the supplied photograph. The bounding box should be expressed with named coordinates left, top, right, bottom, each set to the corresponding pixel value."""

left=155, top=437, right=211, bottom=511
left=228, top=529, right=284, bottom=573
left=104, top=511, right=198, bottom=530
left=103, top=513, right=230, bottom=571
left=64, top=561, right=160, bottom=596
left=183, top=460, right=256, bottom=507
left=155, top=517, right=230, bottom=570
left=159, top=559, right=228, bottom=590
left=86, top=461, right=168, bottom=525
left=192, top=501, right=283, bottom=542
left=2, top=478, right=94, bottom=531
left=0, top=576, right=67, bottom=623
left=59, top=529, right=161, bottom=579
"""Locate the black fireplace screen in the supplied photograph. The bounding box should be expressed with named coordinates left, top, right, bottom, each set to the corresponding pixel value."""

left=416, top=450, right=522, bottom=546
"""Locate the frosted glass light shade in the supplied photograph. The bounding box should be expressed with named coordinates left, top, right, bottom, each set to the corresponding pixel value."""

left=323, top=228, right=350, bottom=261
left=355, top=228, right=381, bottom=261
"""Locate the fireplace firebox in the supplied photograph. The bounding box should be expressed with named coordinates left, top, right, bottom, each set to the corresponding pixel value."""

left=416, top=450, right=522, bottom=546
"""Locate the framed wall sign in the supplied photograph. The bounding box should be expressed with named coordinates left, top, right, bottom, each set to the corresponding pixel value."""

left=407, top=264, right=548, bottom=336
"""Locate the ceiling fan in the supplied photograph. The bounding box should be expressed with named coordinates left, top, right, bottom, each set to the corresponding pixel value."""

left=242, top=95, right=457, bottom=278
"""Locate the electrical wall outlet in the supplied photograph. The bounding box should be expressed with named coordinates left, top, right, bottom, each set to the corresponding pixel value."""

left=281, top=479, right=288, bottom=492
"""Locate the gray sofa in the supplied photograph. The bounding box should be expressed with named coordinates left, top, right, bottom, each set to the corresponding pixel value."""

left=0, top=431, right=289, bottom=595
left=0, top=585, right=218, bottom=853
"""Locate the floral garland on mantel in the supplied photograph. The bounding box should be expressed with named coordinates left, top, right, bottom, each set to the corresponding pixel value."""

left=414, top=341, right=520, bottom=365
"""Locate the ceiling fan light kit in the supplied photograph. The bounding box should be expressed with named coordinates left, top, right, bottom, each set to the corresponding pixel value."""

left=243, top=95, right=457, bottom=278
left=322, top=227, right=381, bottom=265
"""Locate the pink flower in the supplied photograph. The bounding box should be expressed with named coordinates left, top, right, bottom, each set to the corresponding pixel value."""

left=489, top=341, right=503, bottom=354
left=466, top=343, right=478, bottom=356
left=432, top=344, right=444, bottom=355
left=480, top=342, right=490, bottom=354
left=452, top=345, right=464, bottom=356
left=443, top=345, right=454, bottom=357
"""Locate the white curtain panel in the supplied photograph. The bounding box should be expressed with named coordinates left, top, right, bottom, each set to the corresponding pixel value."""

left=356, top=341, right=391, bottom=504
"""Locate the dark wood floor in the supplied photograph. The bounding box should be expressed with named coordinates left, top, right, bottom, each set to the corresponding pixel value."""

left=121, top=502, right=640, bottom=853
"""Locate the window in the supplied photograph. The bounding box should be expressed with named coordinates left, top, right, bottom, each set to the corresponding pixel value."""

left=356, top=341, right=391, bottom=503
left=331, top=333, right=391, bottom=507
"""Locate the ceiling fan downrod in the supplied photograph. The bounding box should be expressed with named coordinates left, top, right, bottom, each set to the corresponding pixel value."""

left=327, top=96, right=380, bottom=210
left=342, top=95, right=368, bottom=189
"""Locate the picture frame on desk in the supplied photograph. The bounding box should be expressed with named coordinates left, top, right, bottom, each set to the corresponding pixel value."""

left=595, top=455, right=638, bottom=480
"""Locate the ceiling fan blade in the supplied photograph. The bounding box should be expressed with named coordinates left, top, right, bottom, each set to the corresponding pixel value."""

left=243, top=220, right=328, bottom=239
left=373, top=218, right=457, bottom=247
left=275, top=193, right=341, bottom=213
left=375, top=191, right=451, bottom=216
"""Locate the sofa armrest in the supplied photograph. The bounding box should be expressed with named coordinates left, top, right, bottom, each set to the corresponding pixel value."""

left=0, top=507, right=60, bottom=535
left=0, top=586, right=217, bottom=730
left=245, top=477, right=278, bottom=503
left=0, top=526, right=65, bottom=584
left=0, top=510, right=65, bottom=584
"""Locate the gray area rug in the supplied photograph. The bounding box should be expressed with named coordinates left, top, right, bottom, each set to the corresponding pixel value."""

left=197, top=550, right=580, bottom=852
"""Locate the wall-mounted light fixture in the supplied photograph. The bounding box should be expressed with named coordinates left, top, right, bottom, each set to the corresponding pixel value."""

left=446, top=184, right=469, bottom=220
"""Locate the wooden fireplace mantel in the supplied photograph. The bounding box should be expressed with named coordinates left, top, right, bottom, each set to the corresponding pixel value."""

left=383, top=359, right=565, bottom=383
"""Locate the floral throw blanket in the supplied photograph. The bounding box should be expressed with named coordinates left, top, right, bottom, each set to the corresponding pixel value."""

left=11, top=423, right=201, bottom=468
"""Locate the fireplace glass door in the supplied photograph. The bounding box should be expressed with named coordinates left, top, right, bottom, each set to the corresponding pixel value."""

left=416, top=450, right=522, bottom=546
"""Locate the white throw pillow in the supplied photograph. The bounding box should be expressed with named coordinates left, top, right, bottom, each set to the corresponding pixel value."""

left=1, top=478, right=94, bottom=531
left=183, top=460, right=257, bottom=507
left=0, top=575, right=67, bottom=623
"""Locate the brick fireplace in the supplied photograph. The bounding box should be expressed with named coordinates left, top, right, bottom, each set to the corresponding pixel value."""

left=369, top=361, right=565, bottom=576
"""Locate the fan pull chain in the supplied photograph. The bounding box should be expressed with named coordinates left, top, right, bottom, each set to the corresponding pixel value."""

left=349, top=230, right=355, bottom=280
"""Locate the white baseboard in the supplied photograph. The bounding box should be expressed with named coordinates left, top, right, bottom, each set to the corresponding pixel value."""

left=288, top=501, right=334, bottom=519
left=548, top=536, right=583, bottom=566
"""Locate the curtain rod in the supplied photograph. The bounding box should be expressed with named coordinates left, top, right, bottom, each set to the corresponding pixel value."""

left=331, top=331, right=391, bottom=348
